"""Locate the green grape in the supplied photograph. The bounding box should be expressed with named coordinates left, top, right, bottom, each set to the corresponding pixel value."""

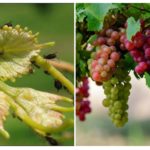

left=114, top=101, right=122, bottom=109
left=114, top=114, right=121, bottom=119
left=116, top=109, right=123, bottom=115
left=102, top=99, right=110, bottom=107
left=109, top=100, right=114, bottom=105
left=102, top=60, right=131, bottom=127
left=91, top=52, right=96, bottom=58
left=110, top=77, right=119, bottom=84
left=111, top=87, right=118, bottom=94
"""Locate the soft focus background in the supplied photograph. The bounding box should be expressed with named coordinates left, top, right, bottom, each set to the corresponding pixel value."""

left=0, top=3, right=74, bottom=146
left=77, top=72, right=150, bottom=146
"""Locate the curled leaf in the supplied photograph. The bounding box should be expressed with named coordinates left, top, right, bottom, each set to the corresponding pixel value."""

left=0, top=24, right=54, bottom=81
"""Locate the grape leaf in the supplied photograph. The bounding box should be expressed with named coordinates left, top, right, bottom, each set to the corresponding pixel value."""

left=126, top=17, right=141, bottom=41
left=85, top=3, right=116, bottom=31
left=2, top=82, right=73, bottom=136
left=145, top=72, right=150, bottom=88
left=0, top=25, right=54, bottom=81
left=76, top=4, right=86, bottom=22
left=87, top=34, right=97, bottom=44
left=15, top=88, right=65, bottom=128
left=79, top=60, right=87, bottom=75
left=124, top=53, right=136, bottom=71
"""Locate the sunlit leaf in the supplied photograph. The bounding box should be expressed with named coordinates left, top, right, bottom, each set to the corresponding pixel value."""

left=0, top=25, right=54, bottom=81
left=126, top=17, right=141, bottom=41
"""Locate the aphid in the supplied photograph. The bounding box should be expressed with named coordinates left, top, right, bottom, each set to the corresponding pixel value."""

left=12, top=113, right=23, bottom=121
left=29, top=67, right=34, bottom=74
left=44, top=53, right=57, bottom=59
left=54, top=80, right=62, bottom=90
left=45, top=136, right=58, bottom=146
left=63, top=86, right=69, bottom=93
left=31, top=61, right=40, bottom=68
left=0, top=22, right=12, bottom=28
left=44, top=70, right=49, bottom=75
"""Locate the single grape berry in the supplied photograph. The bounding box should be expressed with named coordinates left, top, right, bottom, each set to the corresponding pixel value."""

left=125, top=40, right=135, bottom=51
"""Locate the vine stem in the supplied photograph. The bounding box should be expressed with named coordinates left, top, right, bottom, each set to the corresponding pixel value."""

left=48, top=60, right=74, bottom=73
left=32, top=55, right=74, bottom=95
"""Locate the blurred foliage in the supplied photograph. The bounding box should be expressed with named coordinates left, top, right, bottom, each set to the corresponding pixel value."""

left=77, top=115, right=150, bottom=145
left=0, top=3, right=74, bottom=146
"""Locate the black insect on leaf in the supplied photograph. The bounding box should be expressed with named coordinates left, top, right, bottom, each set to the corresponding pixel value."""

left=44, top=53, right=57, bottom=59
left=29, top=67, right=34, bottom=74
left=54, top=80, right=62, bottom=91
left=45, top=136, right=58, bottom=146
left=0, top=22, right=12, bottom=28
left=63, top=85, right=70, bottom=93
left=44, top=70, right=49, bottom=75
left=31, top=61, right=40, bottom=68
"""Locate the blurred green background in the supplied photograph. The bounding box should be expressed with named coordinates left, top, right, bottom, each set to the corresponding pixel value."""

left=0, top=3, right=74, bottom=146
left=77, top=76, right=150, bottom=146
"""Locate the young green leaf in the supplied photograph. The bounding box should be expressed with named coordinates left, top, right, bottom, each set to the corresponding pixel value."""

left=76, top=4, right=86, bottom=22
left=85, top=3, right=116, bottom=31
left=0, top=25, right=54, bottom=82
left=126, top=17, right=141, bottom=41
left=87, top=34, right=97, bottom=44
left=0, top=81, right=73, bottom=136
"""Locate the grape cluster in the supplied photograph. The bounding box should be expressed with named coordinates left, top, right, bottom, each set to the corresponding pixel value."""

left=122, top=30, right=150, bottom=74
left=88, top=28, right=125, bottom=83
left=76, top=77, right=91, bottom=121
left=102, top=60, right=131, bottom=127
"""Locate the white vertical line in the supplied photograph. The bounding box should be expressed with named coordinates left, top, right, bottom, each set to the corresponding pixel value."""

left=74, top=2, right=76, bottom=146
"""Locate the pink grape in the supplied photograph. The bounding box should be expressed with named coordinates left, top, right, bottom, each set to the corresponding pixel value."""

left=106, top=29, right=113, bottom=37
left=107, top=59, right=115, bottom=68
left=145, top=48, right=150, bottom=58
left=125, top=40, right=135, bottom=51
left=110, top=52, right=120, bottom=62
left=92, top=72, right=100, bottom=81
left=111, top=31, right=120, bottom=40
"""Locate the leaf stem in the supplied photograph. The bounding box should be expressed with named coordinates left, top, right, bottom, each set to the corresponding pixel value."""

left=51, top=105, right=74, bottom=112
left=47, top=60, right=74, bottom=73
left=32, top=55, right=74, bottom=95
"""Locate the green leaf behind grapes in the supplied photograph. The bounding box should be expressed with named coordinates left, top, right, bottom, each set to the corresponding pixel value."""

left=79, top=59, right=87, bottom=76
left=87, top=34, right=97, bottom=44
left=145, top=72, right=150, bottom=88
left=124, top=53, right=136, bottom=71
left=126, top=17, right=141, bottom=41
left=76, top=4, right=86, bottom=22
left=85, top=3, right=116, bottom=31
